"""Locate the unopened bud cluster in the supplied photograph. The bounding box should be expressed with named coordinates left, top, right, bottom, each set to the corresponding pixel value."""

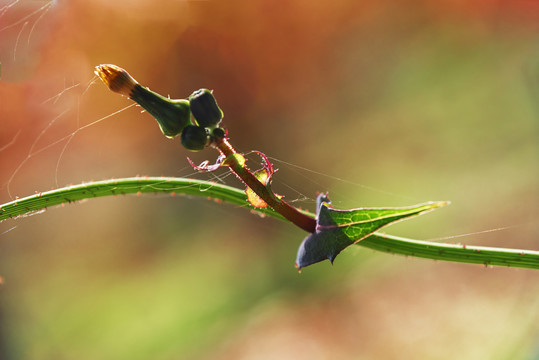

left=181, top=89, right=224, bottom=151
left=95, top=65, right=225, bottom=151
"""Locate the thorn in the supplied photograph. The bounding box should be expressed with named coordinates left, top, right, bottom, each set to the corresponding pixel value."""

left=328, top=254, right=335, bottom=264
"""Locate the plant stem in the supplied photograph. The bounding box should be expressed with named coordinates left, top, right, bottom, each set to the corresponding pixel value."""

left=2, top=177, right=537, bottom=269
left=94, top=64, right=316, bottom=232
left=214, top=137, right=317, bottom=233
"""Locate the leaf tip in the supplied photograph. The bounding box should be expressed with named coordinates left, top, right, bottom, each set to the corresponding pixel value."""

left=432, top=200, right=451, bottom=208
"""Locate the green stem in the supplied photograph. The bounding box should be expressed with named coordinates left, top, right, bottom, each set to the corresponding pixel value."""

left=361, top=233, right=539, bottom=269
left=1, top=177, right=537, bottom=270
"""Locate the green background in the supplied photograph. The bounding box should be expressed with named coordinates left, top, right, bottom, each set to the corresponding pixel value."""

left=0, top=0, right=538, bottom=359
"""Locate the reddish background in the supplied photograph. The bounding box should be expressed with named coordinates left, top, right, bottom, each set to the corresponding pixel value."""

left=0, top=1, right=538, bottom=359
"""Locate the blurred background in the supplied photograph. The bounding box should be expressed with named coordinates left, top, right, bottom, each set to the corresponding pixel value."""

left=0, top=0, right=538, bottom=359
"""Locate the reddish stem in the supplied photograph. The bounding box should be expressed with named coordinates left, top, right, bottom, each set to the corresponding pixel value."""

left=214, top=138, right=316, bottom=233
left=94, top=64, right=317, bottom=233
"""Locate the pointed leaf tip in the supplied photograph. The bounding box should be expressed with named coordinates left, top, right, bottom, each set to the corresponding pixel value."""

left=295, top=195, right=450, bottom=270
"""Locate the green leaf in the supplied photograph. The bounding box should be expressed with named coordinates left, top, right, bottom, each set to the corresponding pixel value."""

left=295, top=194, right=449, bottom=269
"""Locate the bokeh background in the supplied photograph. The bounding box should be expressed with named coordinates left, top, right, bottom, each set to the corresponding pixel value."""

left=1, top=0, right=538, bottom=359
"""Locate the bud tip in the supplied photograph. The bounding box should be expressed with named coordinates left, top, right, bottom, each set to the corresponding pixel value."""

left=94, top=64, right=138, bottom=97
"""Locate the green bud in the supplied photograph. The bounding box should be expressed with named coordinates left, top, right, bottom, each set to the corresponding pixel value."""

left=181, top=125, right=208, bottom=151
left=189, top=89, right=223, bottom=128
left=212, top=127, right=226, bottom=140
left=130, top=84, right=191, bottom=138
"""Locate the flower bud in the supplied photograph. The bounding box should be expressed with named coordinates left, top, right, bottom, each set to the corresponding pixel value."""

left=95, top=64, right=138, bottom=97
left=95, top=64, right=191, bottom=138
left=181, top=125, right=208, bottom=151
left=130, top=85, right=191, bottom=138
left=189, top=89, right=223, bottom=128
left=212, top=127, right=226, bottom=140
